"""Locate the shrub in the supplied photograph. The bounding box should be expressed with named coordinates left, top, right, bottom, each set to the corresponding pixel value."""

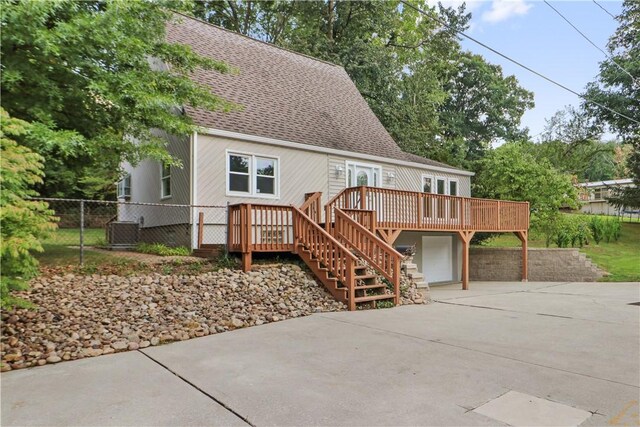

left=0, top=110, right=57, bottom=308
left=135, top=243, right=191, bottom=256
left=603, top=218, right=622, bottom=243
left=589, top=216, right=605, bottom=244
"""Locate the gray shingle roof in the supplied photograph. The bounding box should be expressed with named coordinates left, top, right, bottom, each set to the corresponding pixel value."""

left=167, top=14, right=464, bottom=172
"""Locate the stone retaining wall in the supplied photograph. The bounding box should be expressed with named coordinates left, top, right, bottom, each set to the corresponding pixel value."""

left=470, top=248, right=605, bottom=282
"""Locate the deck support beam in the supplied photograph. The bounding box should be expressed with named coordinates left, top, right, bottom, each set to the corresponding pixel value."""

left=377, top=229, right=402, bottom=245
left=514, top=230, right=528, bottom=282
left=456, top=231, right=475, bottom=290
left=241, top=252, right=252, bottom=272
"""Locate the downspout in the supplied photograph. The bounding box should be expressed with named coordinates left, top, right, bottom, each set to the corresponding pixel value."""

left=190, top=131, right=199, bottom=249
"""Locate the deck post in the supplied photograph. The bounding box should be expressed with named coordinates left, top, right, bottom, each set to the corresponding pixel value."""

left=457, top=231, right=475, bottom=290
left=241, top=252, right=252, bottom=272
left=241, top=203, right=252, bottom=272
left=514, top=230, right=528, bottom=282
left=359, top=186, right=367, bottom=210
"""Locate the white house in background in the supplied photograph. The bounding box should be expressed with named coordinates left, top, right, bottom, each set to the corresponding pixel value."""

left=118, top=13, right=529, bottom=289
left=576, top=178, right=635, bottom=215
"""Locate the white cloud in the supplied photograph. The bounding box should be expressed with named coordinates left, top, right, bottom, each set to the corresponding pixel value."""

left=481, top=0, right=532, bottom=24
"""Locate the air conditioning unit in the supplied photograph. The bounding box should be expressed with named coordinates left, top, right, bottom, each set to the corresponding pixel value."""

left=107, top=221, right=139, bottom=247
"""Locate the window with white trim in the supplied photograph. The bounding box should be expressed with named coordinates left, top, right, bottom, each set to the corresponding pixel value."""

left=161, top=162, right=171, bottom=198
left=227, top=152, right=279, bottom=197
left=117, top=174, right=131, bottom=199
left=448, top=178, right=458, bottom=196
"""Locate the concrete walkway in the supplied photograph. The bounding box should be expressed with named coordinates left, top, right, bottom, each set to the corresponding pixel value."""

left=2, top=281, right=639, bottom=426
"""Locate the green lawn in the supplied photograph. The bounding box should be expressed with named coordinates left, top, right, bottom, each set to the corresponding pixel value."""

left=41, top=227, right=105, bottom=246
left=480, top=223, right=640, bottom=282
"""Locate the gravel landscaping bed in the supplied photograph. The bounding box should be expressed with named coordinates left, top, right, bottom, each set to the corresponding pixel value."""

left=1, top=263, right=427, bottom=372
left=1, top=264, right=347, bottom=371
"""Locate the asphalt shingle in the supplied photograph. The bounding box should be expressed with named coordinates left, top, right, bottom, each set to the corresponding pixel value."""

left=167, top=14, right=464, bottom=171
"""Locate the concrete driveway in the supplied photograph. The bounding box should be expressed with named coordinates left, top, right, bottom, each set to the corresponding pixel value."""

left=2, top=281, right=639, bottom=426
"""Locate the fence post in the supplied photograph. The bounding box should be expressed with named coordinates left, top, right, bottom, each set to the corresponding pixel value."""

left=79, top=200, right=85, bottom=265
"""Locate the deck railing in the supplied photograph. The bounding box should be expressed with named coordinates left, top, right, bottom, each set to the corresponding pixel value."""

left=334, top=208, right=401, bottom=303
left=227, top=203, right=295, bottom=253
left=326, top=186, right=529, bottom=232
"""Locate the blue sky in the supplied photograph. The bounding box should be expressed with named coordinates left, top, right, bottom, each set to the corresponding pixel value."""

left=433, top=0, right=623, bottom=140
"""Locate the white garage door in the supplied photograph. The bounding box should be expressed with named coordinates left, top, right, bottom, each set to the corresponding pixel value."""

left=422, top=235, right=454, bottom=283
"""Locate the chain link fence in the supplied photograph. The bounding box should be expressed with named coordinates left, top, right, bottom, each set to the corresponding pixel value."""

left=33, top=198, right=228, bottom=265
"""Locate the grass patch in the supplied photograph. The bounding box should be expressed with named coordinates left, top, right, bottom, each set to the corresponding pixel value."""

left=135, top=243, right=191, bottom=257
left=479, top=223, right=640, bottom=282
left=42, top=227, right=106, bottom=246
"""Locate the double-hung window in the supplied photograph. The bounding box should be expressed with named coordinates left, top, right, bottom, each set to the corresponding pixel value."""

left=227, top=151, right=279, bottom=198
left=161, top=162, right=171, bottom=199
left=117, top=174, right=131, bottom=199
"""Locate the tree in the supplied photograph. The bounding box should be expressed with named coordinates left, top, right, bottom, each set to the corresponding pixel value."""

left=584, top=0, right=640, bottom=208
left=1, top=0, right=235, bottom=199
left=475, top=142, right=579, bottom=245
left=530, top=106, right=624, bottom=182
left=0, top=109, right=56, bottom=308
left=438, top=52, right=534, bottom=164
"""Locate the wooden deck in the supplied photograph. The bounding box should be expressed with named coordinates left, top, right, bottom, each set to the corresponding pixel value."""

left=222, top=186, right=529, bottom=309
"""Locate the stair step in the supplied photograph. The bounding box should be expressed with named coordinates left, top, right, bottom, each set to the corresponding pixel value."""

left=354, top=283, right=387, bottom=290
left=354, top=294, right=396, bottom=303
left=354, top=274, right=377, bottom=281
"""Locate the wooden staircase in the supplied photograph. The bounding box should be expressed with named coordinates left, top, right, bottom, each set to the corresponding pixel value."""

left=192, top=244, right=221, bottom=259
left=292, top=201, right=398, bottom=310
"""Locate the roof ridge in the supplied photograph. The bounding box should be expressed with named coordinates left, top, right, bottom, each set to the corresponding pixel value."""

left=170, top=11, right=343, bottom=69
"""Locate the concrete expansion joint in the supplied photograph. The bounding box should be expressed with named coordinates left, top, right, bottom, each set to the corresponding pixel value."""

left=137, top=350, right=254, bottom=426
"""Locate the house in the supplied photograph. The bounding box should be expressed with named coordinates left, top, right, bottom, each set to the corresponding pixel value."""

left=119, top=14, right=529, bottom=310
left=576, top=178, right=635, bottom=216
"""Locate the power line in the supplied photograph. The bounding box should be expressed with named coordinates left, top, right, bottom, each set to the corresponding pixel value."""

left=592, top=0, right=617, bottom=19
left=543, top=0, right=637, bottom=86
left=398, top=0, right=639, bottom=125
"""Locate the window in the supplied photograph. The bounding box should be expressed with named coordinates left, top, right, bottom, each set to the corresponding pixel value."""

left=227, top=151, right=279, bottom=198
left=436, top=178, right=446, bottom=195
left=161, top=162, right=171, bottom=198
left=117, top=174, right=131, bottom=199
left=448, top=179, right=458, bottom=196
left=422, top=175, right=434, bottom=193
left=593, top=188, right=602, bottom=200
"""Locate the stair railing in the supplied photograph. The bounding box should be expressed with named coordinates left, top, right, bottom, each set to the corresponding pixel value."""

left=334, top=208, right=402, bottom=304
left=324, top=187, right=361, bottom=231
left=292, top=206, right=358, bottom=310
left=300, top=192, right=323, bottom=224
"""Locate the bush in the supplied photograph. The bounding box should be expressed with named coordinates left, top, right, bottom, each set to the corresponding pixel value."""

left=1, top=110, right=57, bottom=308
left=589, top=216, right=621, bottom=244
left=589, top=216, right=605, bottom=244
left=548, top=214, right=592, bottom=248
left=135, top=243, right=191, bottom=257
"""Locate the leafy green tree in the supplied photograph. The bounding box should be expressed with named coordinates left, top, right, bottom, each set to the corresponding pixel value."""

left=475, top=142, right=579, bottom=245
left=584, top=0, right=639, bottom=208
left=0, top=109, right=56, bottom=308
left=439, top=52, right=534, bottom=164
left=1, top=0, right=235, bottom=198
